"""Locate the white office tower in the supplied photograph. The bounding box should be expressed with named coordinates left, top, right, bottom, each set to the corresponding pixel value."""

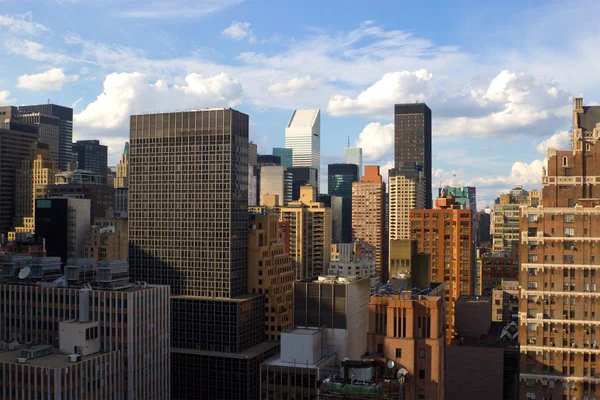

left=344, top=147, right=363, bottom=177
left=285, top=109, right=320, bottom=174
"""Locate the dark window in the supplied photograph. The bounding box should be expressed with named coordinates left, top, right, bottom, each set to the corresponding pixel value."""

left=419, top=348, right=425, bottom=358
left=377, top=344, right=383, bottom=354
left=418, top=389, right=425, bottom=399
left=396, top=348, right=402, bottom=358
left=419, top=369, right=425, bottom=379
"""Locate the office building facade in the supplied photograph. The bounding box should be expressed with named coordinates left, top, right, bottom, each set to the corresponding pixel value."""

left=280, top=185, right=331, bottom=279
left=10, top=143, right=60, bottom=239
left=389, top=166, right=426, bottom=241
left=18, top=104, right=73, bottom=171
left=35, top=198, right=91, bottom=262
left=273, top=147, right=293, bottom=168
left=352, top=166, right=386, bottom=280
left=518, top=98, right=600, bottom=400
left=285, top=109, right=320, bottom=177
left=128, top=109, right=275, bottom=399
left=84, top=216, right=128, bottom=262
left=260, top=166, right=293, bottom=206
left=72, top=140, right=108, bottom=183
left=0, top=113, right=39, bottom=235
left=492, top=186, right=540, bottom=253
left=328, top=163, right=358, bottom=243
left=318, top=194, right=343, bottom=244
left=394, top=103, right=432, bottom=208
left=0, top=259, right=170, bottom=399
left=288, top=166, right=318, bottom=200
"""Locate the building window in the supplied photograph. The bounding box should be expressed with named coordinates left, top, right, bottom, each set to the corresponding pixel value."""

left=563, top=156, right=568, bottom=166
left=418, top=389, right=425, bottom=399
left=564, top=214, right=575, bottom=223
left=419, top=369, right=425, bottom=379
left=396, top=348, right=402, bottom=358
left=419, top=348, right=425, bottom=358
left=377, top=344, right=383, bottom=354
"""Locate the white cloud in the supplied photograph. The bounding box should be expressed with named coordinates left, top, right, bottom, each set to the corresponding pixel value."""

left=536, top=130, right=570, bottom=154
left=17, top=68, right=79, bottom=90
left=437, top=70, right=570, bottom=138
left=0, top=13, right=48, bottom=34
left=379, top=160, right=395, bottom=183
left=327, top=69, right=433, bottom=117
left=268, top=76, right=316, bottom=97
left=0, top=90, right=13, bottom=105
left=355, top=122, right=394, bottom=163
left=119, top=0, right=245, bottom=19
left=222, top=21, right=256, bottom=42
left=467, top=158, right=546, bottom=188
left=75, top=71, right=243, bottom=132
left=4, top=38, right=73, bottom=64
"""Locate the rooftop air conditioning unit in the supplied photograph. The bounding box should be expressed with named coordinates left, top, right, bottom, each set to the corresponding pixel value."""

left=68, top=354, right=81, bottom=363
left=16, top=357, right=27, bottom=363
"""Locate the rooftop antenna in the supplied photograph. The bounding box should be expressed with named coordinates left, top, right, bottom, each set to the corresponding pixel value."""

left=347, top=136, right=350, bottom=148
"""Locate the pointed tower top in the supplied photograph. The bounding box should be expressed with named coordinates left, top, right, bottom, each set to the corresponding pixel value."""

left=123, top=142, right=129, bottom=155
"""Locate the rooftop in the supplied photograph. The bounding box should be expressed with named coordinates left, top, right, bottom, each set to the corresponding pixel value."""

left=0, top=347, right=117, bottom=368
left=173, top=340, right=279, bottom=360
left=287, top=109, right=319, bottom=128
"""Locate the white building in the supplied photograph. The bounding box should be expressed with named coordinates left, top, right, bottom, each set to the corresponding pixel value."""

left=344, top=147, right=363, bottom=178
left=285, top=109, right=320, bottom=176
left=329, top=242, right=379, bottom=293
left=388, top=169, right=426, bottom=241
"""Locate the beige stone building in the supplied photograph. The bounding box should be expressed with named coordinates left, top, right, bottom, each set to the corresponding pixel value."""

left=83, top=215, right=128, bottom=262
left=492, top=186, right=540, bottom=253
left=248, top=211, right=293, bottom=340
left=10, top=143, right=59, bottom=240
left=114, top=141, right=129, bottom=188
left=518, top=98, right=600, bottom=400
left=280, top=185, right=331, bottom=279
left=389, top=168, right=426, bottom=241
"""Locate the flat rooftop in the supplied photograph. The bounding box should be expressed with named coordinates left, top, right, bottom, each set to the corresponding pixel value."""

left=0, top=347, right=117, bottom=369
left=264, top=351, right=336, bottom=368
left=172, top=341, right=279, bottom=360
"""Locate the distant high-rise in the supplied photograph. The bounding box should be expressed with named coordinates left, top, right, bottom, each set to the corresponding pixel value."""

left=285, top=109, right=320, bottom=183
left=18, top=104, right=73, bottom=171
left=280, top=185, right=331, bottom=279
left=352, top=166, right=386, bottom=280
left=394, top=103, right=432, bottom=208
left=128, top=109, right=276, bottom=399
left=114, top=142, right=129, bottom=188
left=344, top=147, right=363, bottom=177
left=10, top=143, right=60, bottom=240
left=0, top=110, right=39, bottom=235
left=328, top=163, right=358, bottom=243
left=72, top=140, right=108, bottom=183
left=388, top=165, right=426, bottom=241
left=288, top=166, right=318, bottom=200
left=260, top=165, right=293, bottom=206
left=273, top=147, right=293, bottom=167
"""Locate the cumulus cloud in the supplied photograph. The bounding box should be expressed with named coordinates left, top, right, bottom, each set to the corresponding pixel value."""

left=268, top=76, right=316, bottom=97
left=0, top=13, right=48, bottom=34
left=355, top=122, right=394, bottom=162
left=222, top=21, right=256, bottom=42
left=437, top=70, right=570, bottom=138
left=17, top=68, right=79, bottom=90
left=75, top=71, right=243, bottom=132
left=327, top=69, right=433, bottom=117
left=467, top=158, right=546, bottom=188
left=536, top=130, right=570, bottom=154
left=0, top=90, right=13, bottom=105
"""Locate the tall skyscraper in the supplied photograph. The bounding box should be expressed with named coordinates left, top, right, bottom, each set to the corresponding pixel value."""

left=114, top=141, right=129, bottom=188
left=388, top=166, right=426, bottom=241
left=352, top=166, right=386, bottom=280
left=0, top=111, right=39, bottom=235
left=288, top=166, right=318, bottom=200
left=273, top=147, right=293, bottom=167
left=518, top=98, right=600, bottom=400
left=394, top=103, right=432, bottom=208
left=128, top=109, right=277, bottom=399
left=10, top=143, right=60, bottom=240
left=344, top=147, right=363, bottom=177
left=260, top=165, right=293, bottom=206
left=18, top=104, right=73, bottom=171
left=280, top=185, right=331, bottom=279
left=72, top=140, right=108, bottom=183
left=410, top=195, right=473, bottom=342
left=328, top=163, right=359, bottom=243
left=285, top=109, right=320, bottom=182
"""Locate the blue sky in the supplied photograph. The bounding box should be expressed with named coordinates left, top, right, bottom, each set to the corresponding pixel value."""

left=0, top=0, right=598, bottom=207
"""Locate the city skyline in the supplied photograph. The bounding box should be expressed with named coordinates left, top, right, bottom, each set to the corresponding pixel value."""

left=0, top=2, right=596, bottom=206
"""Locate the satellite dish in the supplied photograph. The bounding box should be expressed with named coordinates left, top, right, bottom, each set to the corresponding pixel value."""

left=397, top=368, right=409, bottom=379
left=387, top=360, right=395, bottom=369
left=18, top=267, right=31, bottom=280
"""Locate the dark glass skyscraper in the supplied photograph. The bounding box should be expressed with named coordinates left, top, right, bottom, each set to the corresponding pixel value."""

left=273, top=147, right=293, bottom=167
left=18, top=104, right=73, bottom=171
left=72, top=140, right=108, bottom=182
left=328, top=163, right=358, bottom=242
left=288, top=166, right=318, bottom=200
left=394, top=103, right=432, bottom=208
left=128, top=109, right=276, bottom=399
